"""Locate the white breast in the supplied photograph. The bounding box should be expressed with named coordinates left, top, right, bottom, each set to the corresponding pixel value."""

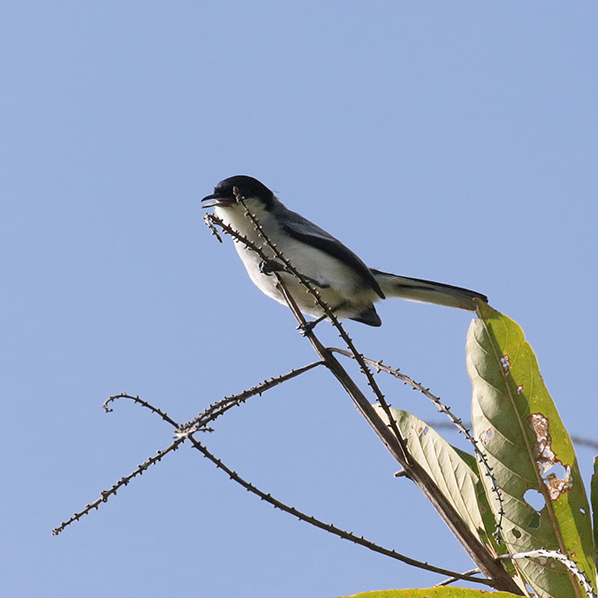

left=214, top=201, right=379, bottom=320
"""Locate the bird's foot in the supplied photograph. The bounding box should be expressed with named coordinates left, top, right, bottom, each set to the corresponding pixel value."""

left=297, top=319, right=321, bottom=336
left=259, top=259, right=285, bottom=276
left=296, top=301, right=349, bottom=335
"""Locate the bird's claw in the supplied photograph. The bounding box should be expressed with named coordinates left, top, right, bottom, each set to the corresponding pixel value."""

left=259, top=259, right=284, bottom=276
left=297, top=321, right=317, bottom=336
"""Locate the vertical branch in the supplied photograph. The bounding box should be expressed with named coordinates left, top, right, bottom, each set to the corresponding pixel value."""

left=234, top=194, right=392, bottom=406
left=330, top=347, right=507, bottom=541
left=296, top=314, right=523, bottom=594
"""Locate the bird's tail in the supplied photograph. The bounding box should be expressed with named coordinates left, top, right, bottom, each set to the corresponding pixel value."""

left=371, top=268, right=487, bottom=312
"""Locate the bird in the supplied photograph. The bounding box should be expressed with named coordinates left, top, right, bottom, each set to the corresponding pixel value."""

left=202, top=175, right=487, bottom=327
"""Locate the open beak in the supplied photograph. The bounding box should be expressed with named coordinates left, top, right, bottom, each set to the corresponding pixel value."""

left=201, top=193, right=227, bottom=208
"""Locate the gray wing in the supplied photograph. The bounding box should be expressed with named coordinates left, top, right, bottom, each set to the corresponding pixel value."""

left=278, top=208, right=385, bottom=299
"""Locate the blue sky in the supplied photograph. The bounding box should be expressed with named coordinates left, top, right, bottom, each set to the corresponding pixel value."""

left=1, top=2, right=597, bottom=597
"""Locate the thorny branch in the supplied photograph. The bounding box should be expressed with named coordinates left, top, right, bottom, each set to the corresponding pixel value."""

left=435, top=568, right=481, bottom=587
left=55, top=195, right=526, bottom=594
left=103, top=393, right=180, bottom=426
left=499, top=550, right=597, bottom=598
left=190, top=438, right=496, bottom=588
left=330, top=347, right=506, bottom=542
left=228, top=193, right=411, bottom=460
left=178, top=360, right=325, bottom=434
left=204, top=209, right=407, bottom=461
left=53, top=393, right=495, bottom=588
left=52, top=434, right=187, bottom=535
left=207, top=201, right=419, bottom=470
left=205, top=195, right=522, bottom=594
left=53, top=362, right=323, bottom=536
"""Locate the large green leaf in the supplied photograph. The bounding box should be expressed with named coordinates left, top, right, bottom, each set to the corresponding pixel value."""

left=375, top=406, right=527, bottom=591
left=374, top=406, right=485, bottom=540
left=466, top=303, right=596, bottom=598
left=452, top=445, right=522, bottom=582
left=339, top=588, right=521, bottom=597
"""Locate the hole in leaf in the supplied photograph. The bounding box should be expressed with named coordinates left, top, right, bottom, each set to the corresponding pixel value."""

left=545, top=466, right=573, bottom=500
left=500, top=354, right=511, bottom=375
left=479, top=428, right=494, bottom=445
left=423, top=427, right=429, bottom=435
left=548, top=462, right=567, bottom=480
left=524, top=489, right=546, bottom=511
left=528, top=413, right=573, bottom=499
left=512, top=528, right=521, bottom=538
left=580, top=507, right=586, bottom=515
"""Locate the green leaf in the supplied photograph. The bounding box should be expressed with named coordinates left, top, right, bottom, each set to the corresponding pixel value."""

left=338, top=587, right=521, bottom=597
left=466, top=303, right=596, bottom=598
left=452, top=445, right=521, bottom=581
left=374, top=406, right=485, bottom=541
left=375, top=407, right=527, bottom=591
left=451, top=445, right=502, bottom=550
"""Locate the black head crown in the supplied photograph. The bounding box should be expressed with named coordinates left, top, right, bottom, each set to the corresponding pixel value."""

left=212, top=175, right=275, bottom=207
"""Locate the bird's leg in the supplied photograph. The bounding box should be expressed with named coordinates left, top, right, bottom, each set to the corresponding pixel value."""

left=260, top=258, right=341, bottom=333
left=297, top=301, right=348, bottom=335
left=259, top=259, right=285, bottom=275
left=260, top=259, right=330, bottom=289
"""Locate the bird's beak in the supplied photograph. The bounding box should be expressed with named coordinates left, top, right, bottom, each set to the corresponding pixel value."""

left=201, top=193, right=229, bottom=208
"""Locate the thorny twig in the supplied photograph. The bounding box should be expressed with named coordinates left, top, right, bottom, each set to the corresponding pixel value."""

left=499, top=550, right=597, bottom=598
left=190, top=438, right=497, bottom=588
left=203, top=210, right=408, bottom=460
left=203, top=199, right=523, bottom=594
left=53, top=394, right=200, bottom=535
left=53, top=362, right=324, bottom=535
left=52, top=435, right=187, bottom=535
left=53, top=394, right=497, bottom=588
left=231, top=194, right=411, bottom=457
left=103, top=393, right=180, bottom=427
left=435, top=568, right=481, bottom=587
left=178, top=360, right=325, bottom=434
left=55, top=199, right=525, bottom=593
left=330, top=347, right=506, bottom=543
